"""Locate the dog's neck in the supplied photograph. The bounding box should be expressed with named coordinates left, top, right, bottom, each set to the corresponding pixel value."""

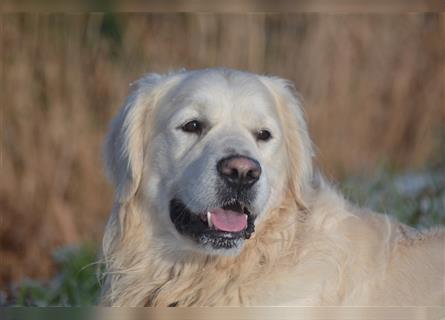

left=101, top=193, right=306, bottom=306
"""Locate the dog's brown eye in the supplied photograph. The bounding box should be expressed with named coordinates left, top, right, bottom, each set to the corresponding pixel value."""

left=181, top=120, right=203, bottom=134
left=256, top=129, right=272, bottom=142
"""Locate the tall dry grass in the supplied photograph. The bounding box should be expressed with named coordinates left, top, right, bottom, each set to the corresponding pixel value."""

left=1, top=13, right=444, bottom=285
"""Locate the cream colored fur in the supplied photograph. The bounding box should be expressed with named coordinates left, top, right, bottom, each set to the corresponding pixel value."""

left=100, top=69, right=445, bottom=306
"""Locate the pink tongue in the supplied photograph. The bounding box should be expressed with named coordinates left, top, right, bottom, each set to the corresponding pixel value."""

left=210, top=208, right=247, bottom=232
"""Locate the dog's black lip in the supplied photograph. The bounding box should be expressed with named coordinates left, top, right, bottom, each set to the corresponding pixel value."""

left=169, top=198, right=256, bottom=247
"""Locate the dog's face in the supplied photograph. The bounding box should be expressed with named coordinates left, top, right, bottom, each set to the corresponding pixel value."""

left=105, top=69, right=312, bottom=256
left=147, top=70, right=288, bottom=254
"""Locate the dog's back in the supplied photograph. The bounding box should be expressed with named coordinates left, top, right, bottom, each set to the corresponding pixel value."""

left=289, top=186, right=445, bottom=306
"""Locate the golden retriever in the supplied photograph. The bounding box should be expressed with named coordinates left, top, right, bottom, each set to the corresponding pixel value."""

left=100, top=68, right=444, bottom=306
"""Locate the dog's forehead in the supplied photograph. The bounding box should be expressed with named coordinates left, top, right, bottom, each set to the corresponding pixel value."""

left=164, top=70, right=278, bottom=117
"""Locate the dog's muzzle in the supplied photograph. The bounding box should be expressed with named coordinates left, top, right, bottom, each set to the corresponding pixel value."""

left=169, top=198, right=256, bottom=250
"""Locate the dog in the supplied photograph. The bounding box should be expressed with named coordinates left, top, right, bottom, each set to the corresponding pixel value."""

left=100, top=68, right=444, bottom=306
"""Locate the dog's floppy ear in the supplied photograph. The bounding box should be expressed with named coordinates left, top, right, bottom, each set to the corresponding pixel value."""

left=104, top=73, right=164, bottom=203
left=260, top=76, right=314, bottom=208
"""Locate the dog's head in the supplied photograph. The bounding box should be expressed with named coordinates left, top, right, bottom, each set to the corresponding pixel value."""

left=104, top=69, right=313, bottom=255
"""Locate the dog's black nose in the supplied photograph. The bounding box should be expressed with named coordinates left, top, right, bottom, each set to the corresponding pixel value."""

left=217, top=155, right=261, bottom=187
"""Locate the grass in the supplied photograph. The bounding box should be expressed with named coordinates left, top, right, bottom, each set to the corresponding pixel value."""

left=5, top=166, right=444, bottom=306
left=341, top=168, right=445, bottom=227
left=10, top=245, right=100, bottom=306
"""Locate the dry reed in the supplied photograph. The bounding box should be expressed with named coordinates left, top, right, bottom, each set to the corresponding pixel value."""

left=0, top=13, right=443, bottom=285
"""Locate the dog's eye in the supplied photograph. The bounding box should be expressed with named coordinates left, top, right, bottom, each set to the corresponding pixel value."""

left=181, top=120, right=203, bottom=134
left=256, top=129, right=272, bottom=142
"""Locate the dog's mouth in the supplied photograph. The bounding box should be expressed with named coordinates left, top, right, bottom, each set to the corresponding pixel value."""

left=169, top=198, right=256, bottom=250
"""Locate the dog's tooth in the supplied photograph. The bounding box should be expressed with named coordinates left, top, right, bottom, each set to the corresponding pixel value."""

left=207, top=211, right=213, bottom=228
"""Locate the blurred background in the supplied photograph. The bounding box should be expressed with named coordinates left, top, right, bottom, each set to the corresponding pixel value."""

left=1, top=13, right=444, bottom=305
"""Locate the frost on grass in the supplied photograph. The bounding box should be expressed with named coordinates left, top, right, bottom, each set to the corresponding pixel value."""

left=341, top=168, right=445, bottom=227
